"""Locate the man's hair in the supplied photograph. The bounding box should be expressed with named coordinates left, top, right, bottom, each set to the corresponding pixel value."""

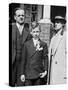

left=14, top=7, right=24, bottom=15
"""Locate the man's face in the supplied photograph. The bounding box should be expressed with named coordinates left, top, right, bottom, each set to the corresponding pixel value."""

left=31, top=26, right=40, bottom=39
left=54, top=20, right=63, bottom=31
left=14, top=9, right=25, bottom=24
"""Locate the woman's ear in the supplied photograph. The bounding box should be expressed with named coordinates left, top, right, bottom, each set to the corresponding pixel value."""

left=62, top=23, right=65, bottom=27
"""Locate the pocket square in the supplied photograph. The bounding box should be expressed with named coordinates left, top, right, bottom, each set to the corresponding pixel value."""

left=36, top=47, right=43, bottom=51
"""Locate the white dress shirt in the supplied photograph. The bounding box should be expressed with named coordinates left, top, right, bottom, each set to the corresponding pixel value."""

left=16, top=23, right=24, bottom=35
left=32, top=38, right=39, bottom=47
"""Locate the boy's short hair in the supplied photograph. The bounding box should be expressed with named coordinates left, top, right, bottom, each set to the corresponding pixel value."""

left=31, top=21, right=41, bottom=32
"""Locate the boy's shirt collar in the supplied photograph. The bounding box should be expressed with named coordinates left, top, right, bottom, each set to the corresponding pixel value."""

left=32, top=38, right=39, bottom=47
left=32, top=38, right=43, bottom=51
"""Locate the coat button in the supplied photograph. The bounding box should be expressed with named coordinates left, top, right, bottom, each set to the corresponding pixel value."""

left=65, top=51, right=67, bottom=54
left=55, top=61, right=57, bottom=64
left=64, top=77, right=67, bottom=79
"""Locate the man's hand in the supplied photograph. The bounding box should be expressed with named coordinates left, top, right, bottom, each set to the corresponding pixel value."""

left=20, top=75, right=25, bottom=82
left=40, top=71, right=47, bottom=78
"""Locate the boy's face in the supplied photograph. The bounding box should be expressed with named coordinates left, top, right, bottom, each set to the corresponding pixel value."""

left=31, top=26, right=41, bottom=39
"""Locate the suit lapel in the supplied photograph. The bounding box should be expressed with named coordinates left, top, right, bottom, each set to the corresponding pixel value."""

left=12, top=23, right=19, bottom=41
left=28, top=39, right=37, bottom=58
left=28, top=39, right=44, bottom=58
left=13, top=24, right=29, bottom=45
left=53, top=35, right=62, bottom=56
left=39, top=39, right=43, bottom=47
left=22, top=28, right=29, bottom=44
left=15, top=23, right=20, bottom=34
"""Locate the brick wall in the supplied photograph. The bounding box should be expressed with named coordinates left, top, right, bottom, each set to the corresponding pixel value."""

left=40, top=23, right=50, bottom=47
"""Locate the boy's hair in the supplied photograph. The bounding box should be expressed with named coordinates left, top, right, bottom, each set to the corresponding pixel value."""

left=31, top=21, right=41, bottom=32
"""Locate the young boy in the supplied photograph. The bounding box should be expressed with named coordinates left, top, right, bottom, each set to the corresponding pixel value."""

left=20, top=21, right=48, bottom=86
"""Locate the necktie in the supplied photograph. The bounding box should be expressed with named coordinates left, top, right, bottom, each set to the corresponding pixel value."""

left=19, top=26, right=23, bottom=35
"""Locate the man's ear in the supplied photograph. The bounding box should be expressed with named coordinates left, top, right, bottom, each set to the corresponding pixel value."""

left=30, top=32, right=32, bottom=35
left=14, top=15, right=16, bottom=20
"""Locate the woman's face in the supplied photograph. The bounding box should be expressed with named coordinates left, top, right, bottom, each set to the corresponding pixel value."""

left=54, top=21, right=63, bottom=31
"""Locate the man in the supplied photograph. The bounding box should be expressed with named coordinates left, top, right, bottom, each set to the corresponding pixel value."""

left=20, top=22, right=48, bottom=86
left=12, top=8, right=32, bottom=86
left=48, top=16, right=67, bottom=84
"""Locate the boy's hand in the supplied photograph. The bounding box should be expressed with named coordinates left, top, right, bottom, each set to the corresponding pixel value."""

left=20, top=75, right=25, bottom=82
left=40, top=71, right=47, bottom=78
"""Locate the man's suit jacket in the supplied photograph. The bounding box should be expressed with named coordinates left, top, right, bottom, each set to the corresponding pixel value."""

left=21, top=39, right=48, bottom=79
left=12, top=23, right=32, bottom=86
left=12, top=23, right=32, bottom=65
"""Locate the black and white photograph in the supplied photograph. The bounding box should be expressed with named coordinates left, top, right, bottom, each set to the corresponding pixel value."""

left=0, top=0, right=68, bottom=90
left=9, top=2, right=67, bottom=87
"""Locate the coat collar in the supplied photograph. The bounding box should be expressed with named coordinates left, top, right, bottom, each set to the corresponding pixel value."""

left=29, top=39, right=37, bottom=57
left=52, top=34, right=63, bottom=56
left=22, top=28, right=29, bottom=44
